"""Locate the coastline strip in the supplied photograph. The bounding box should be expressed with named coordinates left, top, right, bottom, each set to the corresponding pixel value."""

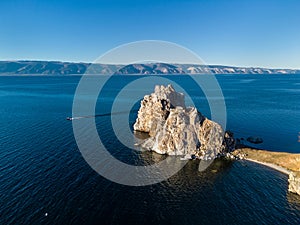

left=245, top=158, right=291, bottom=175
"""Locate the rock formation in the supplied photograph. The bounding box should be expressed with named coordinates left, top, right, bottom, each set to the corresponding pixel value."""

left=223, top=131, right=236, bottom=152
left=133, top=85, right=230, bottom=159
left=133, top=84, right=185, bottom=137
left=288, top=172, right=300, bottom=195
left=133, top=85, right=300, bottom=196
left=247, top=136, right=263, bottom=144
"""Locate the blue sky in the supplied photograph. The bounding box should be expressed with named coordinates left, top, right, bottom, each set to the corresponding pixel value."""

left=1, top=0, right=300, bottom=68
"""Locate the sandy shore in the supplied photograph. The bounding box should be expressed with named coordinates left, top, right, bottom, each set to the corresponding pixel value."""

left=234, top=147, right=300, bottom=195
left=245, top=158, right=291, bottom=175
left=234, top=147, right=300, bottom=175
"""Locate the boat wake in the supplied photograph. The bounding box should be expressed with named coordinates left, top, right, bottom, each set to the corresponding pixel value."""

left=66, top=110, right=138, bottom=121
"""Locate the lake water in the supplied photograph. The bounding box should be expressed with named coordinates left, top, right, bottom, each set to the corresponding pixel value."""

left=1, top=75, right=300, bottom=225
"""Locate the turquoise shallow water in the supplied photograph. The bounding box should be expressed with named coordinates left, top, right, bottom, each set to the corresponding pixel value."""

left=0, top=75, right=300, bottom=225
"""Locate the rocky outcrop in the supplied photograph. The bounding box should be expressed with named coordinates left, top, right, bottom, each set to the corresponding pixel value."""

left=197, top=118, right=224, bottom=159
left=148, top=107, right=200, bottom=155
left=223, top=131, right=236, bottom=152
left=133, top=85, right=185, bottom=137
left=288, top=172, right=300, bottom=195
left=133, top=85, right=229, bottom=159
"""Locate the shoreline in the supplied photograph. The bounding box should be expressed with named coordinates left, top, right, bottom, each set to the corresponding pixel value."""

left=244, top=158, right=291, bottom=175
left=234, top=146, right=300, bottom=174
left=234, top=147, right=300, bottom=195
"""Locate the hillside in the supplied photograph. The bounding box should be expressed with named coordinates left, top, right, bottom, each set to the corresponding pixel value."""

left=0, top=61, right=299, bottom=75
left=114, top=63, right=185, bottom=75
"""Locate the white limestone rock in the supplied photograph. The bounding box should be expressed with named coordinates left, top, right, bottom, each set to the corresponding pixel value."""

left=151, top=107, right=200, bottom=155
left=133, top=84, right=185, bottom=137
left=197, top=118, right=224, bottom=160
left=133, top=85, right=225, bottom=159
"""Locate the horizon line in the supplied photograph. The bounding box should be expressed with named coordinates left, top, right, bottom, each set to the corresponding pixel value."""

left=0, top=59, right=299, bottom=71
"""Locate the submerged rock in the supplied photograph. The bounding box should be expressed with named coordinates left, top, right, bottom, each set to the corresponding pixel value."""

left=288, top=172, right=300, bottom=195
left=133, top=85, right=230, bottom=159
left=247, top=136, right=263, bottom=144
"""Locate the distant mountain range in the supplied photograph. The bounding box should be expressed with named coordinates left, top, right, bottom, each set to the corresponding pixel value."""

left=0, top=61, right=299, bottom=75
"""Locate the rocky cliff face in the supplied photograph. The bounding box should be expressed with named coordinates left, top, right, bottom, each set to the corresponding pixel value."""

left=133, top=85, right=227, bottom=159
left=133, top=85, right=185, bottom=137
left=288, top=172, right=300, bottom=195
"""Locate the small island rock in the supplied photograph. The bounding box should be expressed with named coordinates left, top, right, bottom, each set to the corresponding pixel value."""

left=134, top=85, right=231, bottom=159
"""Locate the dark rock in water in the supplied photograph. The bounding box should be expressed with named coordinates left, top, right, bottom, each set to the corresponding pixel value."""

left=223, top=130, right=236, bottom=152
left=247, top=136, right=263, bottom=144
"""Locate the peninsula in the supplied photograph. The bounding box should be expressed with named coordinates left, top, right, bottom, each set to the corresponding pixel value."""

left=233, top=147, right=300, bottom=195
left=133, top=84, right=300, bottom=195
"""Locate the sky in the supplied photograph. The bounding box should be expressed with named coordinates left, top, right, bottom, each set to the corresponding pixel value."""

left=0, top=0, right=300, bottom=68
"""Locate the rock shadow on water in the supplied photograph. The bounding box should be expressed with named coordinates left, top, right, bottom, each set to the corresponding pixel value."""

left=162, top=158, right=234, bottom=190
left=287, top=191, right=300, bottom=208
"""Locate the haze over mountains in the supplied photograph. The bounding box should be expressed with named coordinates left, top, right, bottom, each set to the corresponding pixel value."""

left=0, top=61, right=299, bottom=75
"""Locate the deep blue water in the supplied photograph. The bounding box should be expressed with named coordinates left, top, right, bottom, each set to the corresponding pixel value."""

left=0, top=75, right=300, bottom=225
